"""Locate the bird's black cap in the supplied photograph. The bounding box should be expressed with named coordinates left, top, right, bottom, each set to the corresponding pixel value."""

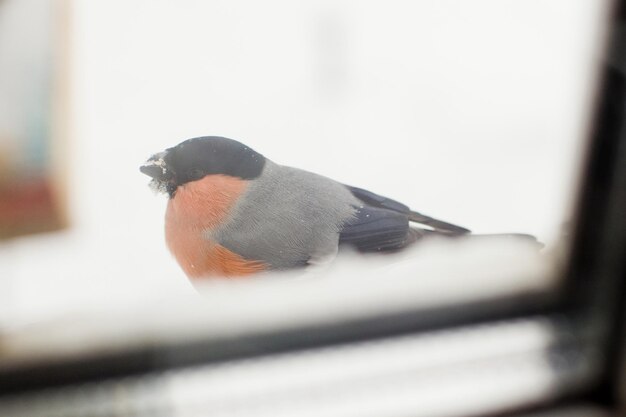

left=140, top=136, right=266, bottom=197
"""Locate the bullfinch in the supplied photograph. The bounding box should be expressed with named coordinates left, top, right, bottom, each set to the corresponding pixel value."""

left=140, top=136, right=471, bottom=279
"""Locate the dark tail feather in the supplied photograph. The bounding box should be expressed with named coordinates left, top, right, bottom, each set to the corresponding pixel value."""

left=408, top=211, right=471, bottom=235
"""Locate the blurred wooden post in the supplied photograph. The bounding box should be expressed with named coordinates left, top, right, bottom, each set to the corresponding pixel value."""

left=0, top=0, right=70, bottom=240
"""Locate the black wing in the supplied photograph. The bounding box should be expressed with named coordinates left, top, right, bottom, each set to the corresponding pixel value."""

left=338, top=185, right=469, bottom=253
left=339, top=205, right=418, bottom=252
left=346, top=186, right=470, bottom=235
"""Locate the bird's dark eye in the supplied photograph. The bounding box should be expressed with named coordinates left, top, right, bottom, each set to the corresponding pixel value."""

left=187, top=168, right=205, bottom=180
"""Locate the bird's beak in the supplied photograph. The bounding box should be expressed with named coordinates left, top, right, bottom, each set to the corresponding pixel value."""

left=140, top=151, right=172, bottom=181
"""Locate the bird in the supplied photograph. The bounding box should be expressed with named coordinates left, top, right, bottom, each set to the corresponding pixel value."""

left=140, top=136, right=472, bottom=279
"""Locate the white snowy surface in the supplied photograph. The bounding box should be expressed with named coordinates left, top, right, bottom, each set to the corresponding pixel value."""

left=0, top=0, right=610, bottom=331
left=1, top=236, right=553, bottom=364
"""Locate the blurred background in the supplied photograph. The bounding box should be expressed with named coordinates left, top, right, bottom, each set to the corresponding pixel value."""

left=2, top=1, right=624, bottom=416
left=0, top=0, right=610, bottom=330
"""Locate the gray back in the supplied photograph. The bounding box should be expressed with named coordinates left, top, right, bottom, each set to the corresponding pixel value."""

left=211, top=161, right=359, bottom=269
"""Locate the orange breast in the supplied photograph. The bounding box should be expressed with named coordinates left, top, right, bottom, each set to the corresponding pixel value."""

left=165, top=175, right=267, bottom=278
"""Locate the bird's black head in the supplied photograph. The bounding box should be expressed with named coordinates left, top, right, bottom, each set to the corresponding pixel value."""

left=140, top=136, right=266, bottom=197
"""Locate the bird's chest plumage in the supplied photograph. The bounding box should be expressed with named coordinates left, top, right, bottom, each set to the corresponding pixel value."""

left=164, top=175, right=266, bottom=278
